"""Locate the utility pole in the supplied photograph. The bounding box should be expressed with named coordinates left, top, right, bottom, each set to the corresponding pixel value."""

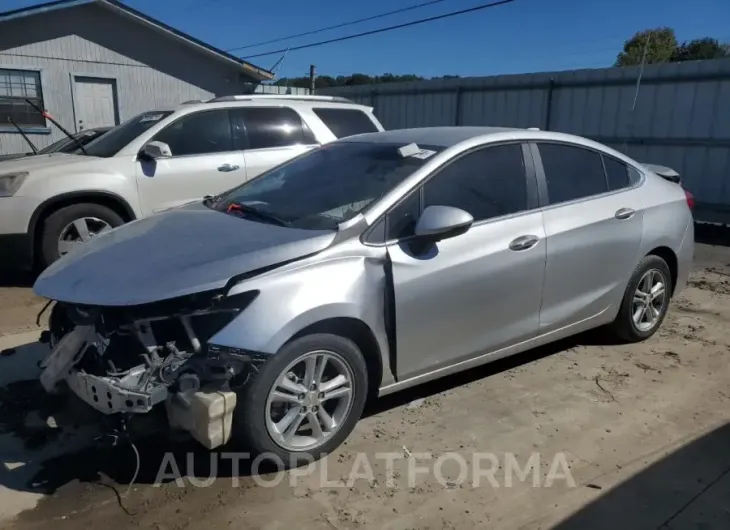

left=309, top=64, right=316, bottom=94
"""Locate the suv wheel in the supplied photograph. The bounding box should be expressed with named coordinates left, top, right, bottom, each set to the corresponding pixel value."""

left=610, top=255, right=672, bottom=342
left=40, top=203, right=124, bottom=269
left=233, top=333, right=368, bottom=466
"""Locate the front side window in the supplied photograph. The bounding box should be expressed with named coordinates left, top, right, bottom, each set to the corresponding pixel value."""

left=208, top=141, right=442, bottom=230
left=423, top=144, right=529, bottom=223
left=312, top=108, right=379, bottom=138
left=0, top=69, right=44, bottom=127
left=151, top=109, right=233, bottom=156
left=85, top=111, right=173, bottom=158
left=235, top=107, right=317, bottom=150
left=538, top=143, right=607, bottom=204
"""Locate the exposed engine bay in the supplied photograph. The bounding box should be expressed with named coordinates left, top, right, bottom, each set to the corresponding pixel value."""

left=41, top=290, right=260, bottom=448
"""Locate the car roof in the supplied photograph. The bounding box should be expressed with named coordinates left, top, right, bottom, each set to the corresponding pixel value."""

left=339, top=126, right=522, bottom=148
left=170, top=96, right=374, bottom=114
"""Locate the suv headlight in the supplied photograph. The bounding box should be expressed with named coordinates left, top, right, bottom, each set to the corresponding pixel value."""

left=0, top=172, right=28, bottom=196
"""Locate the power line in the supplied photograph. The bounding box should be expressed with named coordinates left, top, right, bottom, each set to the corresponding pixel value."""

left=227, top=0, right=451, bottom=52
left=241, top=0, right=516, bottom=59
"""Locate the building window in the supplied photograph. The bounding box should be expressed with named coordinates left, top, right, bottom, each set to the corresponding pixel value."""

left=0, top=69, right=45, bottom=127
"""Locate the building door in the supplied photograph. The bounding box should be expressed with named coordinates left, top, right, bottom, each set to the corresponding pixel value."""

left=73, top=77, right=118, bottom=130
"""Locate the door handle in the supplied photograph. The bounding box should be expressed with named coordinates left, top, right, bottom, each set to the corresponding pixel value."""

left=509, top=235, right=539, bottom=251
left=218, top=164, right=240, bottom=172
left=615, top=207, right=635, bottom=220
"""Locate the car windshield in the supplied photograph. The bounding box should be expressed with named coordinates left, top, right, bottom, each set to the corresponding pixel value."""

left=208, top=141, right=442, bottom=230
left=84, top=111, right=173, bottom=158
left=38, top=129, right=104, bottom=155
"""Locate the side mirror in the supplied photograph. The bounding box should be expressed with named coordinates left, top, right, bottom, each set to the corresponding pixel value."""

left=414, top=205, right=473, bottom=243
left=139, top=141, right=172, bottom=161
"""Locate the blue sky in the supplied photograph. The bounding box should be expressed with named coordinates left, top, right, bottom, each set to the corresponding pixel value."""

left=4, top=0, right=730, bottom=80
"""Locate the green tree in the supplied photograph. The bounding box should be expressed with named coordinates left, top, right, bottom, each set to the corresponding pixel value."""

left=615, top=27, right=678, bottom=67
left=672, top=38, right=729, bottom=61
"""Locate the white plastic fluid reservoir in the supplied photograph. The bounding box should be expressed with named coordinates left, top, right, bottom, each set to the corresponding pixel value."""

left=165, top=388, right=237, bottom=449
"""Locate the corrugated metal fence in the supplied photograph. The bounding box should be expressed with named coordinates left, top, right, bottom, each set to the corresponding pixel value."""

left=320, top=59, right=730, bottom=224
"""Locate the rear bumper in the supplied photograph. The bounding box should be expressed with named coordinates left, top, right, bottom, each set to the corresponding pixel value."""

left=0, top=233, right=33, bottom=270
left=674, top=217, right=694, bottom=296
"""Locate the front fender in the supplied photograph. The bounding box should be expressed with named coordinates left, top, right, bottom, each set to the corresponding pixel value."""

left=208, top=251, right=394, bottom=386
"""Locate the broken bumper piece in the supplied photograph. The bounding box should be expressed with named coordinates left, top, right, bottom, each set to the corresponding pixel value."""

left=39, top=292, right=258, bottom=448
left=65, top=369, right=161, bottom=414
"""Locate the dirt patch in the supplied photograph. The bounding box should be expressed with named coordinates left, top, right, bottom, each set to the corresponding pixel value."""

left=687, top=267, right=730, bottom=295
left=0, top=381, right=67, bottom=450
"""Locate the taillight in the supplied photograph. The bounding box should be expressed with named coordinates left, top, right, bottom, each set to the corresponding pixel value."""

left=684, top=189, right=695, bottom=210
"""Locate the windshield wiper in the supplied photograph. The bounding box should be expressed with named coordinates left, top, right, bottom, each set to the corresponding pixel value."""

left=8, top=117, right=38, bottom=154
left=25, top=98, right=88, bottom=156
left=225, top=202, right=291, bottom=226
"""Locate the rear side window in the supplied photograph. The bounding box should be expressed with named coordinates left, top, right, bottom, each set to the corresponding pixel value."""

left=603, top=156, right=630, bottom=191
left=538, top=143, right=607, bottom=204
left=236, top=107, right=317, bottom=149
left=312, top=108, right=378, bottom=138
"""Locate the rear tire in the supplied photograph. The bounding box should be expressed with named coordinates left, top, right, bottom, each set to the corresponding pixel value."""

left=39, top=203, right=124, bottom=269
left=233, top=333, right=368, bottom=467
left=609, top=255, right=672, bottom=342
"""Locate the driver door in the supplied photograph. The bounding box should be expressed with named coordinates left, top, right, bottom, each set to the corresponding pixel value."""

left=381, top=143, right=546, bottom=380
left=136, top=109, right=246, bottom=215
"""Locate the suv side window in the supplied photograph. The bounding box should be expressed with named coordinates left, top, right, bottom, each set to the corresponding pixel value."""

left=538, top=143, right=607, bottom=204
left=423, top=144, right=529, bottom=223
left=312, top=108, right=379, bottom=138
left=603, top=155, right=631, bottom=191
left=236, top=107, right=317, bottom=149
left=150, top=109, right=233, bottom=156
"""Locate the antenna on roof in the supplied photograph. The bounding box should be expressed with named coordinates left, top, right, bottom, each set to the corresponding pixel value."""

left=269, top=48, right=290, bottom=75
left=624, top=32, right=651, bottom=153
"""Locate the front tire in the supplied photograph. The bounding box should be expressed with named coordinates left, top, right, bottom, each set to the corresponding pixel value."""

left=233, top=333, right=368, bottom=466
left=39, top=203, right=124, bottom=269
left=609, top=255, right=672, bottom=342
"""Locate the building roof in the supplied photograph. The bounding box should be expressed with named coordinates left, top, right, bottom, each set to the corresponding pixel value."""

left=0, top=0, right=274, bottom=81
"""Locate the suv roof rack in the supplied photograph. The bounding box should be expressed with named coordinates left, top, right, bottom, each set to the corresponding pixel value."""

left=207, top=94, right=355, bottom=104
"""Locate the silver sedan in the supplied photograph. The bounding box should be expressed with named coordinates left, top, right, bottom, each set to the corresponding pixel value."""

left=34, top=126, right=694, bottom=463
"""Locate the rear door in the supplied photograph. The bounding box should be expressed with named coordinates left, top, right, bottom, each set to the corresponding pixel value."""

left=378, top=143, right=546, bottom=380
left=533, top=142, right=644, bottom=333
left=135, top=109, right=245, bottom=214
left=234, top=107, right=320, bottom=181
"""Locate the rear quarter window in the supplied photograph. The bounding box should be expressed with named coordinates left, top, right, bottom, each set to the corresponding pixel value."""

left=312, top=108, right=378, bottom=138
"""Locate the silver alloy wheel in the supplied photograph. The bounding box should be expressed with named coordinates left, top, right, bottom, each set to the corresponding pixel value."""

left=58, top=217, right=112, bottom=256
left=632, top=268, right=667, bottom=332
left=265, top=350, right=355, bottom=452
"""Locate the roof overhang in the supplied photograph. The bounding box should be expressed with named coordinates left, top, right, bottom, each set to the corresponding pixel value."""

left=0, top=0, right=274, bottom=82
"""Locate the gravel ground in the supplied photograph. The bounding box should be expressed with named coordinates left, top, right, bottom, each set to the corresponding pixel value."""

left=2, top=229, right=730, bottom=529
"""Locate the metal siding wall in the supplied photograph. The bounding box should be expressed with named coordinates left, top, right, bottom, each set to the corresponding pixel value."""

left=0, top=4, right=259, bottom=153
left=321, top=59, right=730, bottom=223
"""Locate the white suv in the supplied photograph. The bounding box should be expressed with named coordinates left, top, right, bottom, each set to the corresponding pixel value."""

left=0, top=95, right=384, bottom=270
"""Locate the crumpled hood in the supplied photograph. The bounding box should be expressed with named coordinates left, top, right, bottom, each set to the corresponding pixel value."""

left=34, top=202, right=336, bottom=306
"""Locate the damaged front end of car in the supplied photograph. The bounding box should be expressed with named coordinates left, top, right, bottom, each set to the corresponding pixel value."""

left=40, top=288, right=261, bottom=449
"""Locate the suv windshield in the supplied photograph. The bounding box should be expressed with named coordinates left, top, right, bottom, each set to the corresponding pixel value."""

left=38, top=128, right=107, bottom=155
left=208, top=141, right=442, bottom=230
left=84, top=111, right=173, bottom=158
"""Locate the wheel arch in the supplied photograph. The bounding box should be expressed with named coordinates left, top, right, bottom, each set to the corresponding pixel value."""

left=646, top=246, right=678, bottom=296
left=288, top=317, right=384, bottom=402
left=29, top=191, right=136, bottom=264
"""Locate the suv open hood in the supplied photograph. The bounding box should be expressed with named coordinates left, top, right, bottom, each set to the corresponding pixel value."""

left=33, top=202, right=336, bottom=306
